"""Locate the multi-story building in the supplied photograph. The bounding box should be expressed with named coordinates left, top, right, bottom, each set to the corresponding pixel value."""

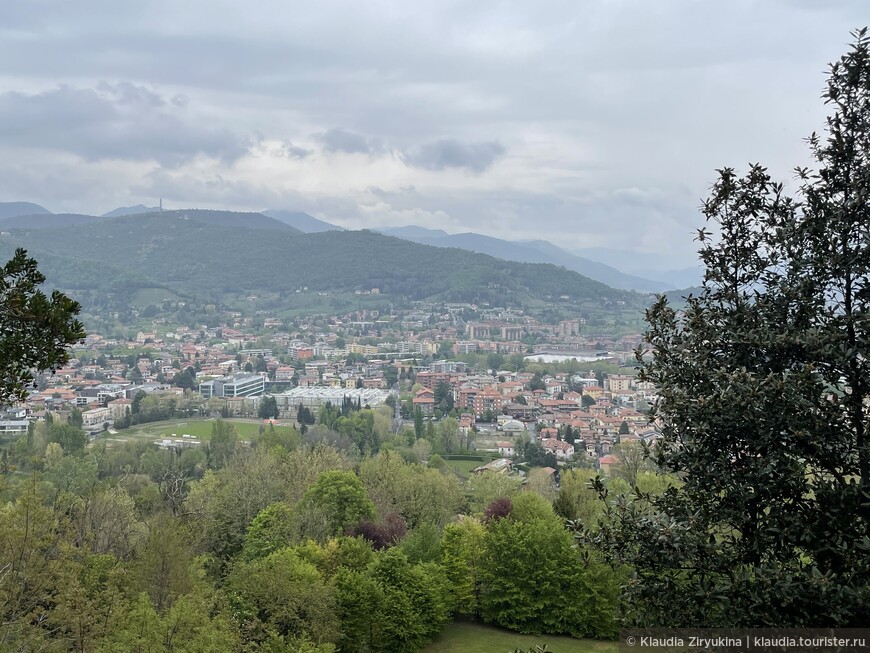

left=199, top=373, right=265, bottom=399
left=605, top=374, right=634, bottom=393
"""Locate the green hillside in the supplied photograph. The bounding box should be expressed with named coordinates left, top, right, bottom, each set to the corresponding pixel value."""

left=0, top=211, right=639, bottom=310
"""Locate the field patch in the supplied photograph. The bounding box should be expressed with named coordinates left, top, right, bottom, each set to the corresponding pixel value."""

left=423, top=622, right=617, bottom=653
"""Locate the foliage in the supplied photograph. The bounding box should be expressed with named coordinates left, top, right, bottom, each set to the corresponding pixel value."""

left=484, top=497, right=513, bottom=523
left=47, top=421, right=88, bottom=455
left=207, top=418, right=238, bottom=469
left=481, top=515, right=620, bottom=638
left=227, top=547, right=340, bottom=647
left=299, top=470, right=376, bottom=536
left=553, top=469, right=604, bottom=527
left=589, top=30, right=870, bottom=628
left=5, top=213, right=633, bottom=308
left=0, top=248, right=85, bottom=403
left=350, top=511, right=408, bottom=550
left=242, top=502, right=299, bottom=561
left=440, top=518, right=486, bottom=616
left=358, top=451, right=465, bottom=529
left=370, top=548, right=453, bottom=652
left=259, top=395, right=280, bottom=420
left=467, top=471, right=522, bottom=513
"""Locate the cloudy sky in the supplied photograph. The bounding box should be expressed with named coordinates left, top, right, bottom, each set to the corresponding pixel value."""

left=0, top=1, right=864, bottom=267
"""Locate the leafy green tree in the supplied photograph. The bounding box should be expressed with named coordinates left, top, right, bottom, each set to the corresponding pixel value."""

left=258, top=395, right=280, bottom=420
left=369, top=548, right=452, bottom=652
left=133, top=513, right=195, bottom=611
left=47, top=422, right=88, bottom=455
left=207, top=419, right=238, bottom=469
left=185, top=447, right=286, bottom=564
left=480, top=515, right=619, bottom=638
left=68, top=407, right=83, bottom=429
left=413, top=405, right=424, bottom=440
left=241, top=502, right=299, bottom=560
left=333, top=567, right=385, bottom=652
left=591, top=31, right=870, bottom=628
left=299, top=470, right=376, bottom=536
left=228, top=547, right=339, bottom=648
left=173, top=367, right=196, bottom=389
left=433, top=380, right=454, bottom=413
left=131, top=390, right=146, bottom=415
left=508, top=491, right=555, bottom=523
left=467, top=471, right=522, bottom=514
left=0, top=248, right=85, bottom=404
left=440, top=518, right=486, bottom=616
left=437, top=416, right=459, bottom=453
left=0, top=478, right=74, bottom=649
left=553, top=469, right=603, bottom=527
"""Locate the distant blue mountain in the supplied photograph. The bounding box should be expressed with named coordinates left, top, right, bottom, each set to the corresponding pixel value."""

left=102, top=204, right=161, bottom=217
left=0, top=202, right=52, bottom=219
left=377, top=225, right=450, bottom=239
left=378, top=228, right=672, bottom=293
left=264, top=210, right=344, bottom=232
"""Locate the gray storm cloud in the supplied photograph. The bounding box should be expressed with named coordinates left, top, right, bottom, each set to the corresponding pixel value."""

left=0, top=83, right=249, bottom=165
left=316, top=129, right=378, bottom=155
left=402, top=139, right=506, bottom=172
left=0, top=0, right=866, bottom=265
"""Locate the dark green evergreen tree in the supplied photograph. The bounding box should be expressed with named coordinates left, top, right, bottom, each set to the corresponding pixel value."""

left=589, top=30, right=870, bottom=628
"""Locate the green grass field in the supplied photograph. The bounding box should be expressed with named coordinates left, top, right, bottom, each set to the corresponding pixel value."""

left=423, top=623, right=618, bottom=653
left=446, top=458, right=490, bottom=478
left=112, top=418, right=298, bottom=443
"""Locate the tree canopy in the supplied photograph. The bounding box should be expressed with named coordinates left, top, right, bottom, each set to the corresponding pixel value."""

left=589, top=28, right=870, bottom=628
left=0, top=248, right=84, bottom=403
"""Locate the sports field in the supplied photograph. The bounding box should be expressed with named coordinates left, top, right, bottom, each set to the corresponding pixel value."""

left=107, top=418, right=298, bottom=443
left=423, top=623, right=618, bottom=653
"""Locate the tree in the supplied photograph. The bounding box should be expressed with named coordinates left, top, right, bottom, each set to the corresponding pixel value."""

left=413, top=406, right=424, bottom=440
left=174, top=367, right=195, bottom=389
left=467, top=472, right=522, bottom=514
left=611, top=440, right=649, bottom=487
left=0, top=249, right=85, bottom=404
left=480, top=514, right=619, bottom=638
left=433, top=380, right=454, bottom=413
left=299, top=470, right=376, bottom=536
left=440, top=518, right=486, bottom=616
left=590, top=31, right=870, bottom=628
left=131, top=390, right=146, bottom=415
left=47, top=422, right=88, bottom=456
left=227, top=547, right=340, bottom=647
left=258, top=395, right=279, bottom=420
left=437, top=416, right=459, bottom=453
left=207, top=419, right=238, bottom=469
left=553, top=469, right=603, bottom=527
left=368, top=548, right=452, bottom=652
left=68, top=408, right=83, bottom=429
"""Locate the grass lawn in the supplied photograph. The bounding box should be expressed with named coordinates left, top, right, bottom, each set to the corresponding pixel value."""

left=447, top=458, right=489, bottom=479
left=109, top=418, right=298, bottom=443
left=423, top=622, right=618, bottom=653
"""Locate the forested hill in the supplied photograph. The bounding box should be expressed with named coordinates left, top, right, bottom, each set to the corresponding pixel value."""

left=0, top=210, right=634, bottom=305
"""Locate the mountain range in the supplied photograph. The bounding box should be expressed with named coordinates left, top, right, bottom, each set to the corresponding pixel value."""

left=375, top=227, right=673, bottom=292
left=0, top=201, right=700, bottom=293
left=0, top=209, right=643, bottom=321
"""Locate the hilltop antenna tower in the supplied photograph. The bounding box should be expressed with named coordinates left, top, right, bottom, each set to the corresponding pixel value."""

left=159, top=198, right=163, bottom=213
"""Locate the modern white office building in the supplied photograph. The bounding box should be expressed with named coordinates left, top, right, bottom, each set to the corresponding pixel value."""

left=199, top=373, right=265, bottom=399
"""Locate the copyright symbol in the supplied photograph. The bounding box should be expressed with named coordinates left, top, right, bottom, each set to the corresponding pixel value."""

left=626, top=636, right=636, bottom=646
